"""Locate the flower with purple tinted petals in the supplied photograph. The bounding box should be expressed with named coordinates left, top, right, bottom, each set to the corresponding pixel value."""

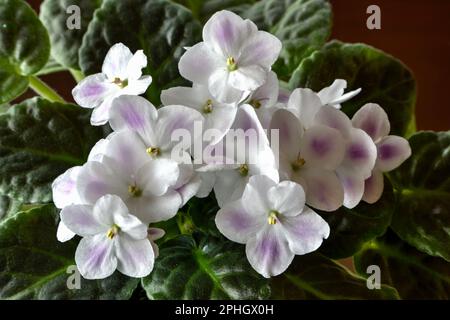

left=314, top=106, right=378, bottom=208
left=270, top=108, right=345, bottom=212
left=198, top=104, right=279, bottom=207
left=72, top=43, right=152, bottom=125
left=215, top=175, right=329, bottom=278
left=352, top=103, right=411, bottom=203
left=178, top=10, right=282, bottom=104
left=61, top=195, right=154, bottom=279
left=317, top=79, right=361, bottom=109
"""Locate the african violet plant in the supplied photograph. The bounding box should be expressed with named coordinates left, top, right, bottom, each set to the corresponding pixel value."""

left=0, top=0, right=449, bottom=300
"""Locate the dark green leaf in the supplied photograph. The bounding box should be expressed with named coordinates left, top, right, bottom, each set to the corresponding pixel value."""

left=389, top=131, right=450, bottom=260
left=245, top=0, right=332, bottom=79
left=34, top=57, right=66, bottom=76
left=318, top=178, right=395, bottom=259
left=40, top=0, right=102, bottom=70
left=142, top=235, right=270, bottom=299
left=289, top=41, right=416, bottom=136
left=272, top=253, right=399, bottom=299
left=174, top=0, right=257, bottom=23
left=0, top=205, right=139, bottom=299
left=0, top=195, right=21, bottom=221
left=79, top=0, right=202, bottom=105
left=0, top=97, right=103, bottom=203
left=185, top=194, right=221, bottom=237
left=0, top=0, right=50, bottom=103
left=355, top=231, right=450, bottom=299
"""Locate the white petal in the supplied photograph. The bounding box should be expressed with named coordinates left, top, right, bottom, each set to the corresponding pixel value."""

left=204, top=105, right=238, bottom=144
left=216, top=199, right=265, bottom=244
left=90, top=96, right=116, bottom=126
left=93, top=194, right=129, bottom=227
left=313, top=105, right=352, bottom=138
left=214, top=169, right=246, bottom=207
left=121, top=76, right=152, bottom=95
left=340, top=128, right=377, bottom=179
left=317, top=79, right=346, bottom=105
left=337, top=170, right=365, bottom=209
left=242, top=175, right=277, bottom=217
left=352, top=103, right=390, bottom=142
left=246, top=226, right=294, bottom=278
left=299, top=167, right=344, bottom=212
left=376, top=135, right=411, bottom=172
left=239, top=31, right=282, bottom=68
left=128, top=191, right=182, bottom=224
left=208, top=68, right=244, bottom=103
left=331, top=88, right=361, bottom=107
left=75, top=234, right=117, bottom=280
left=267, top=180, right=305, bottom=217
left=203, top=10, right=252, bottom=58
left=61, top=204, right=106, bottom=236
left=301, top=125, right=345, bottom=170
left=148, top=228, right=165, bottom=241
left=176, top=174, right=202, bottom=206
left=362, top=169, right=384, bottom=204
left=87, top=138, right=109, bottom=162
left=287, top=88, right=322, bottom=128
left=72, top=74, right=117, bottom=109
left=249, top=70, right=279, bottom=109
left=76, top=161, right=125, bottom=206
left=160, top=86, right=209, bottom=110
left=113, top=213, right=147, bottom=241
left=52, top=166, right=82, bottom=209
left=115, top=235, right=154, bottom=278
left=108, top=95, right=158, bottom=139
left=179, top=42, right=221, bottom=84
left=228, top=65, right=267, bottom=91
left=195, top=171, right=216, bottom=198
left=104, top=130, right=151, bottom=179
left=126, top=50, right=147, bottom=81
left=135, top=159, right=180, bottom=197
left=156, top=105, right=204, bottom=152
left=56, top=222, right=76, bottom=242
left=270, top=108, right=303, bottom=162
left=282, top=207, right=330, bottom=255
left=102, top=43, right=133, bottom=80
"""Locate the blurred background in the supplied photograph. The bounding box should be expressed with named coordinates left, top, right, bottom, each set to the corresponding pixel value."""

left=23, top=0, right=450, bottom=131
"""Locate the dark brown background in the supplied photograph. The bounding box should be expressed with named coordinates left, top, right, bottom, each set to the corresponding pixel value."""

left=25, top=0, right=450, bottom=131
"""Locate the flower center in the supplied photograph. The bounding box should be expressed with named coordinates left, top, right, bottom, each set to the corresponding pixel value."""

left=203, top=99, right=213, bottom=114
left=268, top=210, right=279, bottom=225
left=106, top=224, right=120, bottom=239
left=112, top=77, right=127, bottom=88
left=238, top=164, right=249, bottom=176
left=291, top=157, right=306, bottom=172
left=249, top=99, right=261, bottom=109
left=146, top=146, right=160, bottom=157
left=128, top=184, right=142, bottom=197
left=226, top=56, right=238, bottom=71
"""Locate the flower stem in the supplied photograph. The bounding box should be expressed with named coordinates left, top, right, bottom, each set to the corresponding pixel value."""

left=28, top=76, right=65, bottom=103
left=69, top=69, right=85, bottom=83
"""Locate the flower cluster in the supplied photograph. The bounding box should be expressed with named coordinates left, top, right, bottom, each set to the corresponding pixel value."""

left=53, top=11, right=411, bottom=279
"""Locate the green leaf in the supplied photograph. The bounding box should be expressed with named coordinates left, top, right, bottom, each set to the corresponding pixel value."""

left=0, top=195, right=21, bottom=221
left=355, top=231, right=450, bottom=299
left=185, top=194, right=221, bottom=237
left=389, top=131, right=450, bottom=261
left=0, top=0, right=50, bottom=103
left=245, top=0, right=332, bottom=79
left=0, top=205, right=139, bottom=299
left=318, top=178, right=395, bottom=259
left=142, top=235, right=270, bottom=299
left=79, top=0, right=202, bottom=105
left=271, top=253, right=399, bottom=299
left=173, top=0, right=258, bottom=23
left=289, top=41, right=416, bottom=136
left=34, top=57, right=66, bottom=76
left=0, top=97, right=103, bottom=203
left=40, top=0, right=102, bottom=70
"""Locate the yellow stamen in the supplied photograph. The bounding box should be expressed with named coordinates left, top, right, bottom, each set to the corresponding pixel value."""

left=226, top=56, right=237, bottom=71
left=106, top=224, right=120, bottom=239
left=128, top=184, right=142, bottom=197
left=268, top=210, right=279, bottom=225
left=146, top=146, right=160, bottom=157
left=112, top=77, right=127, bottom=88
left=238, top=164, right=249, bottom=176
left=292, top=157, right=306, bottom=171
left=249, top=99, right=261, bottom=109
left=203, top=99, right=213, bottom=114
